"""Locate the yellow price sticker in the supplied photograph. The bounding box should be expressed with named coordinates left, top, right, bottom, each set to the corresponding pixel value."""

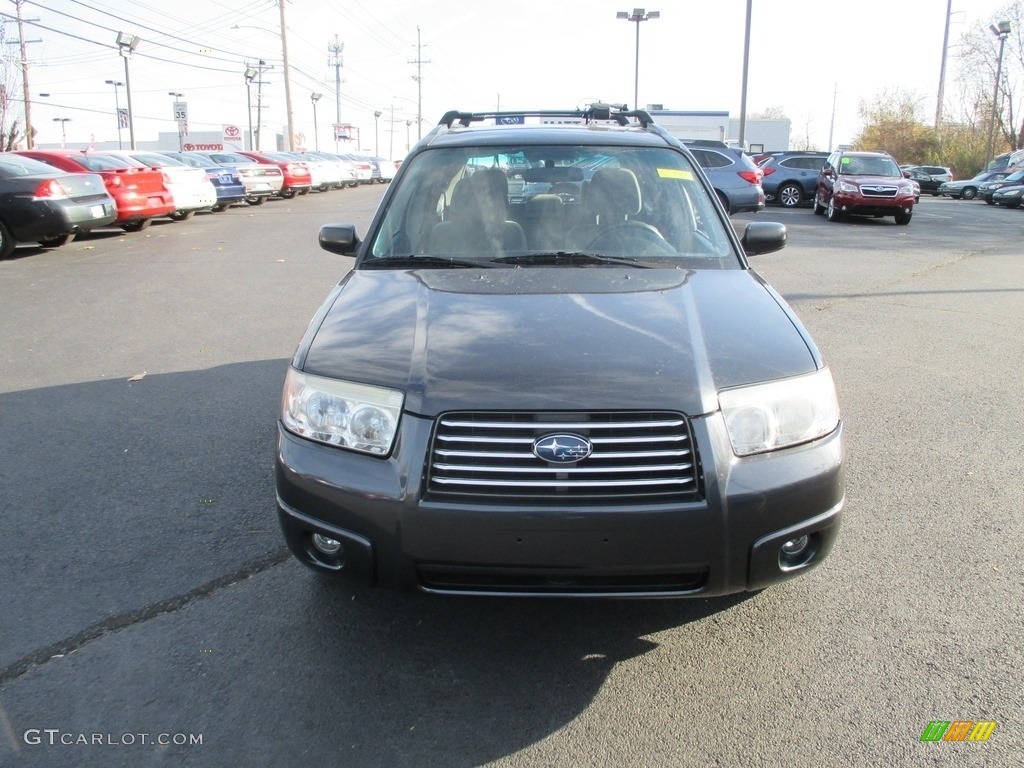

left=658, top=168, right=694, bottom=180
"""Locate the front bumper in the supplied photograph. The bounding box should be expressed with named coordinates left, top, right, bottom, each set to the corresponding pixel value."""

left=275, top=412, right=844, bottom=598
left=832, top=192, right=914, bottom=217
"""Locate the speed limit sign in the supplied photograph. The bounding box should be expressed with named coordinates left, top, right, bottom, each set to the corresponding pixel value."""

left=172, top=101, right=188, bottom=122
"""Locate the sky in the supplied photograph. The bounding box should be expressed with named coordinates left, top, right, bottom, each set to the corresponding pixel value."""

left=4, top=0, right=1015, bottom=158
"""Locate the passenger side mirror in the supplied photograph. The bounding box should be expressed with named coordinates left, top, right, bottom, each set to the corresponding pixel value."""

left=319, top=224, right=361, bottom=255
left=741, top=222, right=787, bottom=256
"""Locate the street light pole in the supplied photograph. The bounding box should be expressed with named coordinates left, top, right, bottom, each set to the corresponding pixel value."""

left=310, top=92, right=322, bottom=151
left=244, top=68, right=257, bottom=151
left=374, top=111, right=381, bottom=157
left=616, top=8, right=659, bottom=110
left=53, top=117, right=70, bottom=149
left=985, top=21, right=1012, bottom=166
left=737, top=0, right=752, bottom=148
left=105, top=79, right=125, bottom=149
left=116, top=33, right=140, bottom=150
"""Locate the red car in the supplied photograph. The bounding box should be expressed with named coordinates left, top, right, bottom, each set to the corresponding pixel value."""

left=236, top=151, right=312, bottom=198
left=16, top=150, right=175, bottom=232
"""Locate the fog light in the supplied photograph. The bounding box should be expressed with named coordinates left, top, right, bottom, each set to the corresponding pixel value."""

left=312, top=534, right=342, bottom=555
left=781, top=535, right=810, bottom=557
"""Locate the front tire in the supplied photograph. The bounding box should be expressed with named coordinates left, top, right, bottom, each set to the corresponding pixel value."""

left=961, top=187, right=977, bottom=200
left=280, top=189, right=297, bottom=199
left=245, top=195, right=266, bottom=206
left=894, top=211, right=912, bottom=225
left=812, top=192, right=824, bottom=215
left=777, top=183, right=802, bottom=208
left=826, top=195, right=843, bottom=222
left=169, top=210, right=195, bottom=222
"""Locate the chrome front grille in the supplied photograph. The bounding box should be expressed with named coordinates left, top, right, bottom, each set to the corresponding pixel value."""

left=425, top=411, right=701, bottom=502
left=860, top=185, right=898, bottom=198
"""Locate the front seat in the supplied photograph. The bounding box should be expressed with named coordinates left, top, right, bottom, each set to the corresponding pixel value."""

left=566, top=168, right=662, bottom=250
left=429, top=169, right=527, bottom=254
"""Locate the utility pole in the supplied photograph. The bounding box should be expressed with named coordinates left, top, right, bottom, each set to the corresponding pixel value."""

left=408, top=26, right=430, bottom=141
left=278, top=0, right=295, bottom=150
left=14, top=0, right=41, bottom=148
left=328, top=35, right=343, bottom=127
left=253, top=59, right=272, bottom=151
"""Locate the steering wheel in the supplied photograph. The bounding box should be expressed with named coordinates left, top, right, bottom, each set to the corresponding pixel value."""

left=584, top=222, right=675, bottom=256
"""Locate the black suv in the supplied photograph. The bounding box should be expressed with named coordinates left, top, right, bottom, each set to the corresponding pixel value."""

left=275, top=105, right=845, bottom=598
left=758, top=151, right=829, bottom=207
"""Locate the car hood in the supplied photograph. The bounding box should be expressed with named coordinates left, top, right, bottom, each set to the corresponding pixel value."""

left=841, top=174, right=905, bottom=185
left=300, top=268, right=818, bottom=416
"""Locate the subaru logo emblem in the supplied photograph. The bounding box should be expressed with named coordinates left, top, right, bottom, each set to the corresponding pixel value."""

left=533, top=434, right=592, bottom=463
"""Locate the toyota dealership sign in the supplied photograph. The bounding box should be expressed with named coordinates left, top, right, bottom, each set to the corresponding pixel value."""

left=222, top=124, right=243, bottom=150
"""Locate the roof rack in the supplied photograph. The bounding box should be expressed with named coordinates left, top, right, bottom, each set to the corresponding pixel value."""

left=438, top=103, right=655, bottom=129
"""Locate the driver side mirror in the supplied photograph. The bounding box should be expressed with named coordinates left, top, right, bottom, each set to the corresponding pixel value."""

left=319, top=224, right=361, bottom=255
left=741, top=222, right=787, bottom=256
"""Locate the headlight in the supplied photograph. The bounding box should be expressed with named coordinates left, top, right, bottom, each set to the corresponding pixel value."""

left=838, top=181, right=858, bottom=193
left=719, top=368, right=840, bottom=456
left=281, top=368, right=404, bottom=456
left=1004, top=189, right=1023, bottom=197
left=903, top=184, right=918, bottom=196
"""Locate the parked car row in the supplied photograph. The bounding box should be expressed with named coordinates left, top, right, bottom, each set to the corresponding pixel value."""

left=939, top=166, right=1024, bottom=208
left=0, top=148, right=399, bottom=259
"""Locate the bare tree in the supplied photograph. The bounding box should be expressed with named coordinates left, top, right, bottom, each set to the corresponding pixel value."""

left=953, top=1, right=1024, bottom=153
left=0, top=21, right=26, bottom=151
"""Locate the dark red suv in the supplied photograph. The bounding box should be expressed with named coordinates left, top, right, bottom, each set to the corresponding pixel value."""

left=814, top=150, right=916, bottom=225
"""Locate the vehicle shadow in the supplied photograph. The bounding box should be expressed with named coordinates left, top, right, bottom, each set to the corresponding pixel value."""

left=0, top=360, right=764, bottom=767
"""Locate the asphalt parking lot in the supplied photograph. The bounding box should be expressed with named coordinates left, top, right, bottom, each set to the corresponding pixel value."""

left=1, top=190, right=1022, bottom=767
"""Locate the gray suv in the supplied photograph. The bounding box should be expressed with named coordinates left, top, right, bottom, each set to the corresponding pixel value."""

left=683, top=142, right=765, bottom=214
left=758, top=152, right=829, bottom=207
left=275, top=105, right=844, bottom=598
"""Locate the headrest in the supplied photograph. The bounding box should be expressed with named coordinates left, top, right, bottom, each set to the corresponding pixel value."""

left=585, top=168, right=641, bottom=217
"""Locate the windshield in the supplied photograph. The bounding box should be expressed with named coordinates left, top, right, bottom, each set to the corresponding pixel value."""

left=839, top=155, right=901, bottom=177
left=367, top=144, right=738, bottom=268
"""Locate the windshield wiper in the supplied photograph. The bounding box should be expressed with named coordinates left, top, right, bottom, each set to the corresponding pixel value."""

left=362, top=254, right=491, bottom=269
left=492, top=252, right=653, bottom=268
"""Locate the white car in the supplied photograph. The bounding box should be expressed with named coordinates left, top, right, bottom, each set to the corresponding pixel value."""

left=285, top=152, right=343, bottom=191
left=193, top=151, right=285, bottom=205
left=340, top=154, right=373, bottom=184
left=99, top=150, right=216, bottom=221
left=371, top=156, right=398, bottom=183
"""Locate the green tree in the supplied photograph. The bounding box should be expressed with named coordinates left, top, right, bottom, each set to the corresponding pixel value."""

left=852, top=89, right=938, bottom=164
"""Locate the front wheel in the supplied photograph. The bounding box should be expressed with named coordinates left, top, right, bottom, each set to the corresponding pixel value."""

left=894, top=211, right=912, bottom=225
left=826, top=195, right=843, bottom=222
left=961, top=187, right=977, bottom=200
left=245, top=195, right=266, bottom=206
left=169, top=210, right=195, bottom=222
left=777, top=183, right=802, bottom=208
left=280, top=189, right=296, bottom=199
left=812, top=192, right=824, bottom=215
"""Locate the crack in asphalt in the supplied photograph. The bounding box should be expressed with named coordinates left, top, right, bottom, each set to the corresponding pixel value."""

left=0, top=548, right=290, bottom=687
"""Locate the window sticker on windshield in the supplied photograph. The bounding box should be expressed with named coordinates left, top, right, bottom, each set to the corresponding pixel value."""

left=658, top=168, right=694, bottom=180
left=840, top=157, right=851, bottom=165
